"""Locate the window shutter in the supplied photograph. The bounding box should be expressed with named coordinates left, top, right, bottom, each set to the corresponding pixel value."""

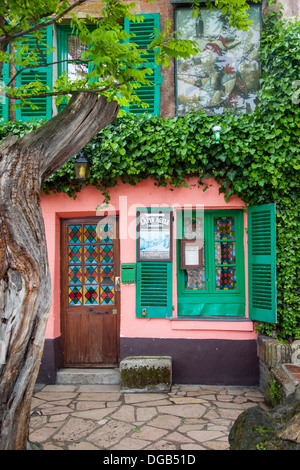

left=124, top=13, right=162, bottom=116
left=248, top=203, right=277, bottom=323
left=136, top=262, right=172, bottom=318
left=0, top=61, right=9, bottom=121
left=15, top=25, right=53, bottom=121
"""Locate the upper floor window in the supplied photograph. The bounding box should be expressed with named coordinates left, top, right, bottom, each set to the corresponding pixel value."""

left=57, top=24, right=99, bottom=82
left=175, top=5, right=261, bottom=116
left=57, top=15, right=162, bottom=116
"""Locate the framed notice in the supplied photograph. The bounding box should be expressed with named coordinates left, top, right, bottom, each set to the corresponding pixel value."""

left=137, top=209, right=173, bottom=262
left=180, top=239, right=203, bottom=270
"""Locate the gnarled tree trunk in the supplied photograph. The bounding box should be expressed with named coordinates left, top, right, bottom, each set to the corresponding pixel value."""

left=0, top=92, right=119, bottom=449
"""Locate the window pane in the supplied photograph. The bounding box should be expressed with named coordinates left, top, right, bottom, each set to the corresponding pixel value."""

left=214, top=216, right=235, bottom=239
left=176, top=5, right=260, bottom=115
left=183, top=214, right=205, bottom=290
left=69, top=265, right=82, bottom=285
left=185, top=268, right=205, bottom=290
left=99, top=265, right=114, bottom=285
left=183, top=214, right=204, bottom=239
left=84, top=265, right=98, bottom=284
left=215, top=266, right=236, bottom=290
left=68, top=36, right=89, bottom=81
left=84, top=285, right=99, bottom=304
left=215, top=241, right=236, bottom=265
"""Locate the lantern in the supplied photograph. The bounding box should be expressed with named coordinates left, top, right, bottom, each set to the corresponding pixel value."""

left=73, top=149, right=89, bottom=179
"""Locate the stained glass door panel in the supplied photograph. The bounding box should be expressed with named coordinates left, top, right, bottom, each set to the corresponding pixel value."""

left=61, top=217, right=120, bottom=367
left=67, top=223, right=115, bottom=306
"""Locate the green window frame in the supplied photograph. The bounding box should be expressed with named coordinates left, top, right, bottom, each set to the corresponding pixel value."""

left=0, top=60, right=9, bottom=121
left=177, top=209, right=245, bottom=317
left=56, top=24, right=96, bottom=112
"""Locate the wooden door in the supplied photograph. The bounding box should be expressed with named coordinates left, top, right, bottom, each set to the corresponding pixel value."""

left=61, top=217, right=120, bottom=367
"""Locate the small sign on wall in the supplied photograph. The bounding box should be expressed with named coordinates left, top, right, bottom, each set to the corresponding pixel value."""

left=180, top=239, right=204, bottom=270
left=137, top=209, right=173, bottom=262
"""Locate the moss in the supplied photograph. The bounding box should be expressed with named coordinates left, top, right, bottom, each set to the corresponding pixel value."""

left=121, top=365, right=170, bottom=389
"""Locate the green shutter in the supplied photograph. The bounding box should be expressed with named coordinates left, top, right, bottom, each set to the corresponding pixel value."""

left=124, top=13, right=162, bottom=116
left=15, top=25, right=53, bottom=121
left=248, top=203, right=277, bottom=323
left=136, top=262, right=172, bottom=318
left=136, top=206, right=173, bottom=318
left=0, top=61, right=9, bottom=121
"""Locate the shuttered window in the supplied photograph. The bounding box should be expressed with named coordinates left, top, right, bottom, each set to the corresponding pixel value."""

left=124, top=13, right=162, bottom=116
left=177, top=210, right=245, bottom=317
left=15, top=26, right=53, bottom=121
left=248, top=203, right=277, bottom=323
left=0, top=61, right=9, bottom=121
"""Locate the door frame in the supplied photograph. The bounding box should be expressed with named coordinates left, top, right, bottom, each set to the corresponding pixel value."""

left=60, top=215, right=120, bottom=367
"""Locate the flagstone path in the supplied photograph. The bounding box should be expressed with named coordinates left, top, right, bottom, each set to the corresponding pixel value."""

left=29, top=383, right=268, bottom=451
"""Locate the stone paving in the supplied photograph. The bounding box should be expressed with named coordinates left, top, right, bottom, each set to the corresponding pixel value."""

left=29, top=383, right=268, bottom=451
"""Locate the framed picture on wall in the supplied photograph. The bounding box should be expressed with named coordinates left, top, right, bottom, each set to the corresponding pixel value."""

left=137, top=209, right=173, bottom=262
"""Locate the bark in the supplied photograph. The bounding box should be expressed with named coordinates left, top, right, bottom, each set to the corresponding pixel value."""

left=0, top=92, right=119, bottom=449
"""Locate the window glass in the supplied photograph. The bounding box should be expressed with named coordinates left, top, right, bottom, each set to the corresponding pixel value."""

left=183, top=214, right=205, bottom=290
left=67, top=36, right=89, bottom=81
left=214, top=216, right=236, bottom=290
left=175, top=5, right=261, bottom=115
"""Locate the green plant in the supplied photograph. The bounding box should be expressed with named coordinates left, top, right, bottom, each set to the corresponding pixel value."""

left=0, top=2, right=299, bottom=341
left=269, top=379, right=283, bottom=404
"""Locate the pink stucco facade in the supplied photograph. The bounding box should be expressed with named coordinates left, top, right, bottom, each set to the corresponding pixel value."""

left=41, top=177, right=256, bottom=345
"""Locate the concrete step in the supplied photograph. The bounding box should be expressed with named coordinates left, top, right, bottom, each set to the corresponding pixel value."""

left=56, top=368, right=120, bottom=385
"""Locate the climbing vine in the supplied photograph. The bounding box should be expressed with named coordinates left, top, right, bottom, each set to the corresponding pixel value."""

left=0, top=2, right=299, bottom=340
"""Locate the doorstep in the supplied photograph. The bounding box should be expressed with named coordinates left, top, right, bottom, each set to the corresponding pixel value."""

left=56, top=368, right=120, bottom=385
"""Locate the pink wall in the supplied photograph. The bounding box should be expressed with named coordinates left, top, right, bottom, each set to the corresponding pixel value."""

left=41, top=177, right=256, bottom=342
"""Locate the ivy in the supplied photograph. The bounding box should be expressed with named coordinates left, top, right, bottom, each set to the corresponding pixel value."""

left=0, top=3, right=299, bottom=341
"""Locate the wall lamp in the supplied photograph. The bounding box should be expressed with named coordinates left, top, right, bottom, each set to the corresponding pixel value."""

left=73, top=149, right=90, bottom=180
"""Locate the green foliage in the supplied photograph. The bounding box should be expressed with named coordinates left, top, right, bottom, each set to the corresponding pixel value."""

left=194, top=0, right=261, bottom=30
left=0, top=2, right=299, bottom=341
left=0, top=0, right=201, bottom=112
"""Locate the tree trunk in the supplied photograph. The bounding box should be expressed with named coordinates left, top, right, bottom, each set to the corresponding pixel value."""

left=0, top=92, right=119, bottom=449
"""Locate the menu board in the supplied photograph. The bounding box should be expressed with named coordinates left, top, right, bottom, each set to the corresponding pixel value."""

left=137, top=210, right=173, bottom=262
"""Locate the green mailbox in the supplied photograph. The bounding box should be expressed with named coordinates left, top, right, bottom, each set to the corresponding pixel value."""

left=121, top=263, right=136, bottom=283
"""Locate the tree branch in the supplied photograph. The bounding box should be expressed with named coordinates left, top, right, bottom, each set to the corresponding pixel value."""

left=2, top=58, right=93, bottom=90
left=0, top=0, right=90, bottom=41
left=19, top=92, right=120, bottom=181
left=0, top=79, right=130, bottom=101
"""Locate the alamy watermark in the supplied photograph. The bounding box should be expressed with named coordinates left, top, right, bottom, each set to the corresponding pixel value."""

left=96, top=196, right=204, bottom=241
